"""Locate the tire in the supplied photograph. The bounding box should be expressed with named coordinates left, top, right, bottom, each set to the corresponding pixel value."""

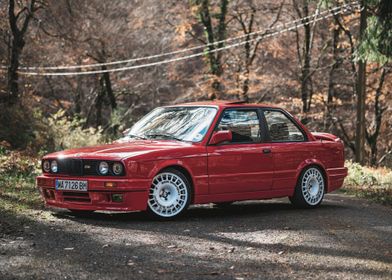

left=147, top=168, right=191, bottom=220
left=289, top=166, right=325, bottom=208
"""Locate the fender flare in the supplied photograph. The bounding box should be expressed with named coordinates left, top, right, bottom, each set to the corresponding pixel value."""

left=295, top=159, right=329, bottom=192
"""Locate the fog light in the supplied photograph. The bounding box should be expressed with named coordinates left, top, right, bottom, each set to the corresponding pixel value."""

left=111, top=194, right=123, bottom=202
left=104, top=182, right=117, bottom=188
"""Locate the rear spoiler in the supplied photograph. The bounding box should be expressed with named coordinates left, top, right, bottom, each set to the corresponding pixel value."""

left=312, top=132, right=341, bottom=142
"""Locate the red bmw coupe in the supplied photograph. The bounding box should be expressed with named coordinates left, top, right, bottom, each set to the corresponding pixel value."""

left=37, top=101, right=348, bottom=219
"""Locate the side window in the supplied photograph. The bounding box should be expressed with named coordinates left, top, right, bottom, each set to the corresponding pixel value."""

left=217, top=110, right=261, bottom=143
left=264, top=110, right=305, bottom=142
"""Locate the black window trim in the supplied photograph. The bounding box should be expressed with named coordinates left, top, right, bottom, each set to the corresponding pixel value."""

left=260, top=108, right=308, bottom=143
left=207, top=107, right=267, bottom=146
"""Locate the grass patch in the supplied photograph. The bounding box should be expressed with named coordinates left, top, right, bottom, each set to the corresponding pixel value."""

left=0, top=149, right=43, bottom=213
left=342, top=161, right=392, bottom=206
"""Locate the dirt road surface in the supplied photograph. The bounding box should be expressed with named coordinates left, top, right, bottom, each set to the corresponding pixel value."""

left=0, top=193, right=391, bottom=280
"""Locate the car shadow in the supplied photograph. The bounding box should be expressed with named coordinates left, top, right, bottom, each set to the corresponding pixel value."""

left=51, top=198, right=347, bottom=228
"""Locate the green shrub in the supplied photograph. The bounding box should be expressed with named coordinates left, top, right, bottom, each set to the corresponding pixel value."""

left=37, top=110, right=105, bottom=153
left=0, top=103, right=37, bottom=149
left=345, top=161, right=392, bottom=187
left=0, top=145, right=42, bottom=212
left=0, top=147, right=40, bottom=177
left=343, top=161, right=392, bottom=205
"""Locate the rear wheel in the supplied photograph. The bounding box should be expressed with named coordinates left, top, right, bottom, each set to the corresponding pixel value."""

left=289, top=166, right=325, bottom=208
left=147, top=168, right=191, bottom=220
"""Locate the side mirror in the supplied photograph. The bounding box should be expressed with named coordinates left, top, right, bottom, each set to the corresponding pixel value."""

left=209, top=130, right=232, bottom=145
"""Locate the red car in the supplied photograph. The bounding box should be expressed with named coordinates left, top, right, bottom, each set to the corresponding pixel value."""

left=37, top=101, right=348, bottom=219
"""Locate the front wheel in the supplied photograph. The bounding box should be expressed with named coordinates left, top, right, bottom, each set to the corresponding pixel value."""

left=289, top=166, right=325, bottom=208
left=147, top=168, right=191, bottom=220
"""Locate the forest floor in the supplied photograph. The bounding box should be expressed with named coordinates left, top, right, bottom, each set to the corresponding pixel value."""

left=0, top=193, right=391, bottom=280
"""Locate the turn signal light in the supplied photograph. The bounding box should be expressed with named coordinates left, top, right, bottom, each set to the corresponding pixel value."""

left=104, top=182, right=117, bottom=188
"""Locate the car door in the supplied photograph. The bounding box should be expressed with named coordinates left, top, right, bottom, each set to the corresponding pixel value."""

left=207, top=108, right=273, bottom=194
left=262, top=109, right=312, bottom=190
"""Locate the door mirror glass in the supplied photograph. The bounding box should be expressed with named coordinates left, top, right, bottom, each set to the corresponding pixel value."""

left=209, top=130, right=232, bottom=145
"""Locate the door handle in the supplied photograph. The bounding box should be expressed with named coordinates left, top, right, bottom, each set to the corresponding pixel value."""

left=263, top=148, right=271, bottom=154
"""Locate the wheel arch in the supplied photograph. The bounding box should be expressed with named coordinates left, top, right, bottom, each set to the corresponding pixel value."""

left=150, top=161, right=195, bottom=203
left=295, top=160, right=329, bottom=193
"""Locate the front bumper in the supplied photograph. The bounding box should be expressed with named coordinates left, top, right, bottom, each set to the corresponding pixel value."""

left=36, top=175, right=150, bottom=211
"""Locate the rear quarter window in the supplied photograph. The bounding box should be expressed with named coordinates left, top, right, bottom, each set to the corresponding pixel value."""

left=263, top=110, right=305, bottom=142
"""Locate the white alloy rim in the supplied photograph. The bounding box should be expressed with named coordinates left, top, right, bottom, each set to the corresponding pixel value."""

left=301, top=168, right=324, bottom=205
left=148, top=172, right=188, bottom=217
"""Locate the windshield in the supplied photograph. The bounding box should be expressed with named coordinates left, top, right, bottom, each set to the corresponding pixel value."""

left=122, top=106, right=217, bottom=142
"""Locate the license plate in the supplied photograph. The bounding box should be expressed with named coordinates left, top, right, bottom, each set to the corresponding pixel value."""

left=55, top=179, right=88, bottom=192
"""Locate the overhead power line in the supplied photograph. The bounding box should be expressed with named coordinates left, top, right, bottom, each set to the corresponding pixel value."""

left=12, top=1, right=359, bottom=71
left=1, top=2, right=360, bottom=76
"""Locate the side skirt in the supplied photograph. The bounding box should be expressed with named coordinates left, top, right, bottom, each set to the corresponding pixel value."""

left=193, top=189, right=294, bottom=204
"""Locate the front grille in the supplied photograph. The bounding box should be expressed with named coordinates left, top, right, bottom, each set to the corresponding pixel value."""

left=62, top=191, right=91, bottom=203
left=58, top=159, right=83, bottom=176
left=82, top=160, right=99, bottom=176
left=44, top=158, right=125, bottom=176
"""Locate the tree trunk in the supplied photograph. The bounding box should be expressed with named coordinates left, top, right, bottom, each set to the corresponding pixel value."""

left=355, top=2, right=367, bottom=165
left=366, top=67, right=387, bottom=166
left=327, top=26, right=340, bottom=104
left=215, top=0, right=228, bottom=72
left=241, top=68, right=250, bottom=102
left=6, top=0, right=36, bottom=105
left=102, top=65, right=116, bottom=109
left=199, top=0, right=219, bottom=75
left=300, top=0, right=312, bottom=112
left=198, top=0, right=228, bottom=99
left=8, top=36, right=22, bottom=104
left=325, top=26, right=340, bottom=129
left=95, top=77, right=105, bottom=127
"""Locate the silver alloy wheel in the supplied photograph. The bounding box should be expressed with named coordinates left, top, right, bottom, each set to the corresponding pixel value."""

left=148, top=172, right=188, bottom=218
left=301, top=167, right=324, bottom=205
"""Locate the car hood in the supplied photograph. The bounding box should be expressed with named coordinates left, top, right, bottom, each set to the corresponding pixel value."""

left=43, top=140, right=199, bottom=161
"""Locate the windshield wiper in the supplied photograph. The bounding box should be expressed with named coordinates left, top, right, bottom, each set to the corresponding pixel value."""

left=145, top=133, right=183, bottom=141
left=127, top=134, right=147, bottom=140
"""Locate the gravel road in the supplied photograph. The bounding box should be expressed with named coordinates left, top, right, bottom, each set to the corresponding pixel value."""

left=0, top=193, right=391, bottom=280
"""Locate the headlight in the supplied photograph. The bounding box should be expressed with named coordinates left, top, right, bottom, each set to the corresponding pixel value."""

left=98, top=161, right=109, bottom=175
left=112, top=162, right=123, bottom=175
left=50, top=160, right=58, bottom=173
left=43, top=160, right=50, bottom=173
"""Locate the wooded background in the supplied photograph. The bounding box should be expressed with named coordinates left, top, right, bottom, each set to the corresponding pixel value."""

left=0, top=0, right=391, bottom=167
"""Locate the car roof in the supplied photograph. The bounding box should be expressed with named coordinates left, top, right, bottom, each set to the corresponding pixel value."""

left=169, top=100, right=281, bottom=109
